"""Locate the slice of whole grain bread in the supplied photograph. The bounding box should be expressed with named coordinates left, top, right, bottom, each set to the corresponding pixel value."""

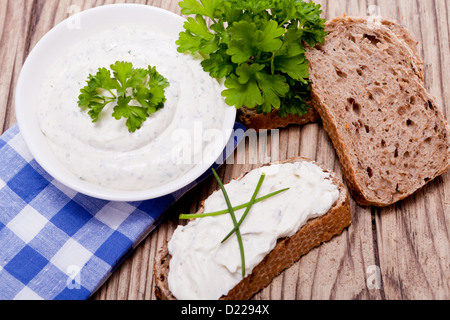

left=238, top=17, right=423, bottom=130
left=305, top=16, right=450, bottom=207
left=153, top=157, right=351, bottom=300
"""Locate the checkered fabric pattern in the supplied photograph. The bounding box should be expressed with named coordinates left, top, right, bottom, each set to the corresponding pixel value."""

left=0, top=123, right=245, bottom=300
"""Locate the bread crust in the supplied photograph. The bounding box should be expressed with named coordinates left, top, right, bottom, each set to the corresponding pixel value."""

left=153, top=157, right=351, bottom=300
left=238, top=103, right=321, bottom=131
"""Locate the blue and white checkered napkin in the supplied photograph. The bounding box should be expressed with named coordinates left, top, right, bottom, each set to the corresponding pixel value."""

left=0, top=123, right=245, bottom=300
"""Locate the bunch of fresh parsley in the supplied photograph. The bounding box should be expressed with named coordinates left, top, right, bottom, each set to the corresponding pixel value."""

left=78, top=61, right=169, bottom=133
left=176, top=0, right=327, bottom=117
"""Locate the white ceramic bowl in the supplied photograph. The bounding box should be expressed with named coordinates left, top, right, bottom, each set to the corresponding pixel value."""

left=15, top=4, right=236, bottom=202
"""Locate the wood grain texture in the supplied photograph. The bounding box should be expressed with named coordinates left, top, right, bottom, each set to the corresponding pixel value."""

left=1, top=0, right=449, bottom=300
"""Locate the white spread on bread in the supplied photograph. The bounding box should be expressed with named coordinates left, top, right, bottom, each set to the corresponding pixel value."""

left=37, top=24, right=228, bottom=191
left=168, top=161, right=340, bottom=300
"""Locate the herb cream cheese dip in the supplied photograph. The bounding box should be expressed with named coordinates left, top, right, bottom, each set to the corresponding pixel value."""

left=37, top=24, right=228, bottom=191
left=168, top=161, right=340, bottom=300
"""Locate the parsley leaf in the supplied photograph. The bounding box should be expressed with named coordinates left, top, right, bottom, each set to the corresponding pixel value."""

left=274, top=54, right=310, bottom=83
left=179, top=0, right=225, bottom=19
left=177, top=15, right=219, bottom=55
left=222, top=63, right=264, bottom=108
left=78, top=61, right=169, bottom=133
left=201, top=44, right=235, bottom=78
left=177, top=0, right=327, bottom=117
left=256, top=71, right=290, bottom=113
left=226, top=20, right=284, bottom=64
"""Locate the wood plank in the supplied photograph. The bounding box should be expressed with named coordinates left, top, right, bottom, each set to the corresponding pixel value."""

left=0, top=0, right=35, bottom=132
left=371, top=0, right=450, bottom=300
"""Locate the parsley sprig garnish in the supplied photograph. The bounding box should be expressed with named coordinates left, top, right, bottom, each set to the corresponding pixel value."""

left=176, top=0, right=327, bottom=117
left=180, top=169, right=289, bottom=278
left=78, top=61, right=169, bottom=133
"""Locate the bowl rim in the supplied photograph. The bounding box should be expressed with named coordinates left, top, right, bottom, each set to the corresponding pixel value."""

left=15, top=3, right=237, bottom=202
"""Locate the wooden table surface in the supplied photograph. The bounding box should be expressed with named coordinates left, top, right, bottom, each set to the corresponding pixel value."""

left=1, top=0, right=449, bottom=300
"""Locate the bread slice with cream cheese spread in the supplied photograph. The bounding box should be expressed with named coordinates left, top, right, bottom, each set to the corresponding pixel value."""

left=153, top=157, right=351, bottom=300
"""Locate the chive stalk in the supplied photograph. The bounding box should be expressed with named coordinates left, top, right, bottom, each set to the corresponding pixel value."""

left=211, top=168, right=246, bottom=278
left=178, top=187, right=290, bottom=220
left=221, top=173, right=265, bottom=243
